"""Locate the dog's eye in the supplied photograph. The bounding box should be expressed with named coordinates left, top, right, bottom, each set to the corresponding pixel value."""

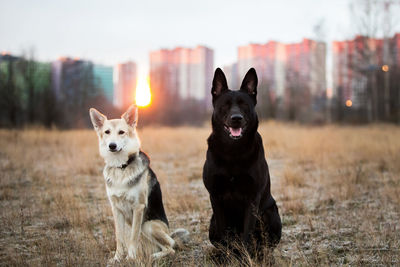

left=118, top=130, right=125, bottom=135
left=220, top=104, right=229, bottom=112
left=105, top=130, right=110, bottom=134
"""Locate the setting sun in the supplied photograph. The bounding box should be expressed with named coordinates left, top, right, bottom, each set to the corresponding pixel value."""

left=135, top=76, right=151, bottom=107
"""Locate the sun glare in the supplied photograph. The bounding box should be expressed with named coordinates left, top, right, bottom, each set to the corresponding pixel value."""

left=135, top=76, right=151, bottom=107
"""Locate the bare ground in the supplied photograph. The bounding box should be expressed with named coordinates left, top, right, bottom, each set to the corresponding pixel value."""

left=0, top=122, right=399, bottom=266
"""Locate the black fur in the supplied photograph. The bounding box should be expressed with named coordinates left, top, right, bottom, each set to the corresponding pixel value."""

left=203, top=68, right=282, bottom=254
left=139, top=151, right=169, bottom=226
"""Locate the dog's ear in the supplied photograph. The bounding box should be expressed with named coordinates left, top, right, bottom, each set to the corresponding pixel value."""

left=122, top=104, right=138, bottom=127
left=89, top=108, right=107, bottom=131
left=240, top=68, right=258, bottom=97
left=212, top=68, right=228, bottom=98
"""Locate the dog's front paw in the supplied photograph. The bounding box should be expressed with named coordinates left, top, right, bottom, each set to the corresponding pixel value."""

left=126, top=247, right=138, bottom=261
left=107, top=253, right=122, bottom=266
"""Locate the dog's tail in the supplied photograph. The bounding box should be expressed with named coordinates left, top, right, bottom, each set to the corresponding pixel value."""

left=170, top=228, right=190, bottom=249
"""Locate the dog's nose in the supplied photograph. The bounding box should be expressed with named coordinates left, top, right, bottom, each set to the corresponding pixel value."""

left=109, top=143, right=117, bottom=150
left=231, top=114, right=243, bottom=122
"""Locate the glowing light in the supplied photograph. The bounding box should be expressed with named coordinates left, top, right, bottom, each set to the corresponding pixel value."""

left=326, top=88, right=333, bottom=98
left=135, top=76, right=151, bottom=107
left=346, top=99, right=353, bottom=107
left=382, top=65, right=389, bottom=72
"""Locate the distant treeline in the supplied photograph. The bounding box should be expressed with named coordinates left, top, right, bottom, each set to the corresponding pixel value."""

left=0, top=54, right=119, bottom=128
left=1, top=53, right=400, bottom=129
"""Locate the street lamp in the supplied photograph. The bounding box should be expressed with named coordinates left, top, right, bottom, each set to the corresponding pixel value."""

left=382, top=64, right=390, bottom=119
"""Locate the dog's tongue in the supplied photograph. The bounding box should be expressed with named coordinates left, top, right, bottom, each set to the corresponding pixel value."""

left=229, top=127, right=242, bottom=137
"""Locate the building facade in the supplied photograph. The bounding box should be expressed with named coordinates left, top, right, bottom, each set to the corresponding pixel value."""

left=93, top=64, right=114, bottom=103
left=237, top=39, right=326, bottom=120
left=149, top=45, right=214, bottom=123
left=223, top=62, right=239, bottom=90
left=150, top=45, right=214, bottom=104
left=113, top=61, right=137, bottom=109
left=332, top=33, right=400, bottom=122
left=51, top=57, right=102, bottom=127
left=51, top=57, right=94, bottom=102
left=332, top=34, right=400, bottom=107
left=238, top=41, right=287, bottom=99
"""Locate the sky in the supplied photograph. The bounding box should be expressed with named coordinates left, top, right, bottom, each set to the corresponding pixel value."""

left=1, top=0, right=397, bottom=82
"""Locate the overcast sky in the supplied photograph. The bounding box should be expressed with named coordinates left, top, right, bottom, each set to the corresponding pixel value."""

left=1, top=0, right=398, bottom=81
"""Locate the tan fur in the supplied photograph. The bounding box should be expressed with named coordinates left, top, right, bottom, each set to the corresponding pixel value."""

left=89, top=105, right=177, bottom=264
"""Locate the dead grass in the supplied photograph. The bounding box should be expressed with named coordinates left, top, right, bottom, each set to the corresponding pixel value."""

left=0, top=122, right=400, bottom=266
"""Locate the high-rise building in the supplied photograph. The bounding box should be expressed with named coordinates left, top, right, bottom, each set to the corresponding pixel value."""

left=332, top=34, right=400, bottom=108
left=0, top=52, right=19, bottom=63
left=51, top=57, right=100, bottom=127
left=51, top=57, right=94, bottom=101
left=150, top=45, right=214, bottom=104
left=286, top=39, right=326, bottom=96
left=238, top=39, right=325, bottom=99
left=223, top=62, right=239, bottom=90
left=238, top=41, right=287, bottom=98
left=93, top=64, right=114, bottom=103
left=237, top=39, right=326, bottom=119
left=113, top=61, right=137, bottom=109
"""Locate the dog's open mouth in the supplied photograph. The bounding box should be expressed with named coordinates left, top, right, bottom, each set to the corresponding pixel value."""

left=224, top=125, right=244, bottom=139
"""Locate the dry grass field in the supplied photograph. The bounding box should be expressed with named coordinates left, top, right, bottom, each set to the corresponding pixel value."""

left=1, top=122, right=400, bottom=266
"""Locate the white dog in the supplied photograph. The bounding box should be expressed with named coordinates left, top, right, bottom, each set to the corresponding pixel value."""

left=90, top=105, right=188, bottom=263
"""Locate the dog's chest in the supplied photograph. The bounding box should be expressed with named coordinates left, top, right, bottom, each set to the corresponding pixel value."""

left=219, top=172, right=259, bottom=193
left=104, top=166, right=148, bottom=205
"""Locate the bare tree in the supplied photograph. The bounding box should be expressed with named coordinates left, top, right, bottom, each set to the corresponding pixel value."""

left=347, top=0, right=400, bottom=122
left=313, top=19, right=328, bottom=123
left=285, top=68, right=310, bottom=121
left=0, top=55, right=22, bottom=126
left=18, top=48, right=38, bottom=123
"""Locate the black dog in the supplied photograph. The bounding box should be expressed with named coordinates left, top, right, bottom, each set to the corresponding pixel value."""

left=203, top=68, right=282, bottom=254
